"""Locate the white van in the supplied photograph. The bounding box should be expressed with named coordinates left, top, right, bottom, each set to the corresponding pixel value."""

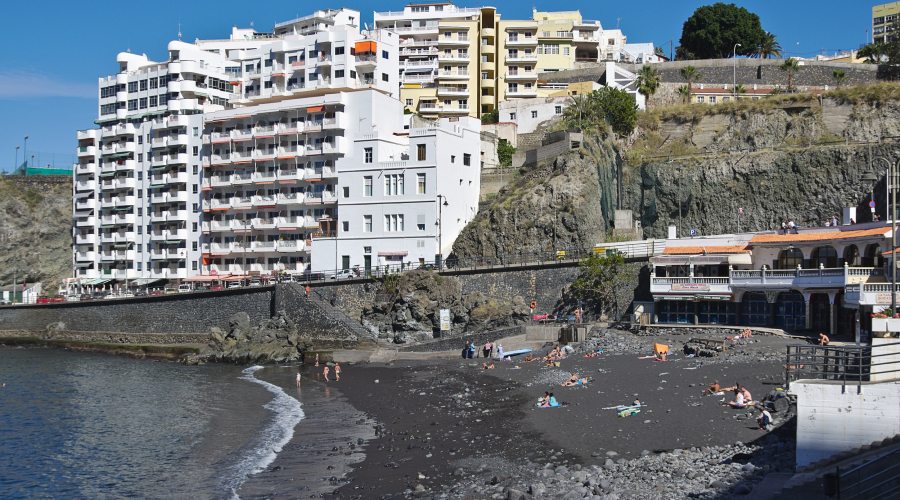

left=177, top=284, right=192, bottom=293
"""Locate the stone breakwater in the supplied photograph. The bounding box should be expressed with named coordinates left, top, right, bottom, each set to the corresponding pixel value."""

left=0, top=329, right=209, bottom=345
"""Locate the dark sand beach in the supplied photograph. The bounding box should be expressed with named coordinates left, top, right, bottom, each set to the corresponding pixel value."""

left=331, top=330, right=801, bottom=499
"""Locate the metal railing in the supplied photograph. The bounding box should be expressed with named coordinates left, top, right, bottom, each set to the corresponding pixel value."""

left=784, top=340, right=900, bottom=391
left=834, top=447, right=900, bottom=499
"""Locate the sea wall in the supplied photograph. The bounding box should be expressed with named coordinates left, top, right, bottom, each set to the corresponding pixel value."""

left=0, top=287, right=275, bottom=333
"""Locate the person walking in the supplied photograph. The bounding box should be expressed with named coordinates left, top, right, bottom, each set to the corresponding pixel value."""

left=467, top=342, right=476, bottom=359
left=305, top=285, right=310, bottom=299
left=296, top=371, right=302, bottom=388
left=314, top=353, right=319, bottom=367
left=497, top=343, right=504, bottom=359
left=483, top=340, right=493, bottom=359
left=323, top=365, right=330, bottom=382
left=334, top=363, right=341, bottom=381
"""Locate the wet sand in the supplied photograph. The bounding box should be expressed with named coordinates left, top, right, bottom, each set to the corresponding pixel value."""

left=334, top=333, right=797, bottom=499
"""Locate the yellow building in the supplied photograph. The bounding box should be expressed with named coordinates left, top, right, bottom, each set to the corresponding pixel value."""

left=374, top=4, right=609, bottom=118
left=873, top=1, right=900, bottom=43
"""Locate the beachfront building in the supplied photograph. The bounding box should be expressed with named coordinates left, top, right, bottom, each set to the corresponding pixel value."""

left=374, top=4, right=625, bottom=117
left=74, top=41, right=241, bottom=286
left=649, top=223, right=895, bottom=337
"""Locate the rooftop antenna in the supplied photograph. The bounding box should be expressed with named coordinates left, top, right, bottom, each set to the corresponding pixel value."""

left=178, top=21, right=182, bottom=41
left=616, top=18, right=621, bottom=30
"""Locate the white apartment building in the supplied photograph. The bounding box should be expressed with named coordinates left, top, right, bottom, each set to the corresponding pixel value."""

left=74, top=42, right=239, bottom=284
left=320, top=116, right=482, bottom=273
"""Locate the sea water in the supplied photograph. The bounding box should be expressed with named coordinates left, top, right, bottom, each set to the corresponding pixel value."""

left=0, top=346, right=304, bottom=499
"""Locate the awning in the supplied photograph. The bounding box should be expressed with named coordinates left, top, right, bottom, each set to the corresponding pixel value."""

left=728, top=253, right=753, bottom=265
left=378, top=251, right=409, bottom=257
left=99, top=259, right=115, bottom=263
left=99, top=224, right=115, bottom=228
left=182, top=274, right=230, bottom=282
left=165, top=239, right=185, bottom=243
left=99, top=171, right=116, bottom=177
left=696, top=294, right=733, bottom=301
left=355, top=41, right=376, bottom=53
left=150, top=165, right=168, bottom=171
left=81, top=278, right=112, bottom=285
left=306, top=105, right=324, bottom=113
left=113, top=243, right=132, bottom=249
left=130, top=278, right=163, bottom=286
left=113, top=206, right=133, bottom=211
left=653, top=295, right=695, bottom=301
left=74, top=262, right=93, bottom=268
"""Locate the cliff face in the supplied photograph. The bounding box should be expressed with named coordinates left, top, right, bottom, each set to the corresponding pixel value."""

left=0, top=176, right=72, bottom=291
left=451, top=136, right=619, bottom=260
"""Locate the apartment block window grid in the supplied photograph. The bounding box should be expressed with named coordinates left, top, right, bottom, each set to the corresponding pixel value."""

left=384, top=214, right=404, bottom=232
left=384, top=174, right=404, bottom=196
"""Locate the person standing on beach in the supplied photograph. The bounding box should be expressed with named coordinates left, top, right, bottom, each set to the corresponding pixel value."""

left=315, top=353, right=319, bottom=367
left=305, top=285, right=310, bottom=299
left=323, top=365, right=330, bottom=382
left=467, top=342, right=476, bottom=359
left=334, top=363, right=341, bottom=381
left=296, top=371, right=301, bottom=388
left=483, top=341, right=493, bottom=359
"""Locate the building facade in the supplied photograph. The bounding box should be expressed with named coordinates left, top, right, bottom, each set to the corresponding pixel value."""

left=375, top=4, right=626, bottom=118
left=650, top=223, right=895, bottom=337
left=75, top=9, right=478, bottom=286
left=873, top=1, right=900, bottom=44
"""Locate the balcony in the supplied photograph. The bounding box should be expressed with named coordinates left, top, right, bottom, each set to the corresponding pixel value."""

left=355, top=55, right=378, bottom=68
left=252, top=218, right=277, bottom=229
left=76, top=163, right=97, bottom=174
left=323, top=114, right=346, bottom=130
left=277, top=239, right=305, bottom=252
left=305, top=165, right=336, bottom=179
left=438, top=36, right=470, bottom=46
left=209, top=154, right=230, bottom=165
left=402, top=74, right=436, bottom=84
left=152, top=136, right=169, bottom=148
left=77, top=129, right=98, bottom=141
left=393, top=26, right=439, bottom=34
left=277, top=124, right=300, bottom=135
left=277, top=169, right=302, bottom=181
left=437, top=54, right=469, bottom=62
left=204, top=199, right=232, bottom=210
left=403, top=59, right=439, bottom=69
left=253, top=194, right=277, bottom=205
left=100, top=179, right=116, bottom=191
left=232, top=151, right=252, bottom=162
left=116, top=159, right=136, bottom=171
left=254, top=125, right=276, bottom=137
left=506, top=54, right=539, bottom=63
left=75, top=233, right=97, bottom=245
left=75, top=180, right=96, bottom=191
left=505, top=71, right=538, bottom=80
left=114, top=177, right=136, bottom=190
left=276, top=215, right=303, bottom=227
left=276, top=192, right=303, bottom=204
left=437, top=71, right=470, bottom=80
left=110, top=194, right=136, bottom=206
left=77, top=145, right=97, bottom=157
left=151, top=155, right=168, bottom=168
left=100, top=161, right=117, bottom=174
left=75, top=216, right=96, bottom=227
left=210, top=174, right=233, bottom=187
left=114, top=142, right=136, bottom=154
left=149, top=228, right=188, bottom=241
left=166, top=115, right=189, bottom=128
left=505, top=89, right=538, bottom=98
left=651, top=266, right=885, bottom=298
left=400, top=48, right=438, bottom=56
left=150, top=209, right=188, bottom=223
left=168, top=153, right=188, bottom=165
left=437, top=86, right=469, bottom=96
left=75, top=198, right=96, bottom=211
left=253, top=171, right=277, bottom=183
left=254, top=149, right=277, bottom=161
left=506, top=37, right=538, bottom=46
left=75, top=250, right=95, bottom=262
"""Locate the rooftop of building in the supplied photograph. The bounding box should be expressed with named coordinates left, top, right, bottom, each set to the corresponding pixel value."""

left=662, top=245, right=751, bottom=255
left=749, top=226, right=891, bottom=244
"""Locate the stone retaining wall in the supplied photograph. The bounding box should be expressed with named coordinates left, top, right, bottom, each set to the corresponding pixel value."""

left=0, top=329, right=209, bottom=344
left=399, top=326, right=525, bottom=353
left=0, top=287, right=275, bottom=334
left=637, top=326, right=771, bottom=337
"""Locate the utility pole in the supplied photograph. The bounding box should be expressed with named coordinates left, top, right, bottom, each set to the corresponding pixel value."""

left=893, top=161, right=897, bottom=313
left=733, top=43, right=741, bottom=98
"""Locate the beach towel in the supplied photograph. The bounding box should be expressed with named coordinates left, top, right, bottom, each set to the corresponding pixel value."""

left=618, top=409, right=640, bottom=417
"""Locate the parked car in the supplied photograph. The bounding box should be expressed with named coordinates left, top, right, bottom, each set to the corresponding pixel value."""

left=134, top=291, right=147, bottom=297
left=36, top=296, right=51, bottom=304
left=417, top=264, right=437, bottom=271
left=177, top=284, right=192, bottom=293
left=0, top=299, right=11, bottom=305
left=227, top=282, right=242, bottom=289
left=330, top=269, right=354, bottom=280
left=149, top=290, right=164, bottom=296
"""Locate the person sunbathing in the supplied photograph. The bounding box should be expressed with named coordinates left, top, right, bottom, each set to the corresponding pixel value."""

left=523, top=354, right=538, bottom=362
left=740, top=386, right=752, bottom=402
left=583, top=351, right=602, bottom=357
left=702, top=380, right=721, bottom=396
left=741, top=328, right=753, bottom=338
left=561, top=376, right=591, bottom=387
left=818, top=333, right=830, bottom=346
left=540, top=392, right=560, bottom=407
left=724, top=388, right=746, bottom=408
left=481, top=361, right=495, bottom=370
left=537, top=391, right=550, bottom=406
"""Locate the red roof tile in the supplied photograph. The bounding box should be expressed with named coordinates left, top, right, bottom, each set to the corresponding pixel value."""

left=749, top=227, right=890, bottom=244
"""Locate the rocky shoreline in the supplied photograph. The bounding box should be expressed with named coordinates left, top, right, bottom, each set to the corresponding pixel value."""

left=335, top=329, right=801, bottom=500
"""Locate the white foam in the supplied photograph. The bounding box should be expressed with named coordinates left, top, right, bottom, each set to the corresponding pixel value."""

left=226, top=365, right=305, bottom=499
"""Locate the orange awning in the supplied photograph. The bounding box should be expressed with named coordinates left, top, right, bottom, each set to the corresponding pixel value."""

left=355, top=41, right=376, bottom=53
left=306, top=105, right=325, bottom=113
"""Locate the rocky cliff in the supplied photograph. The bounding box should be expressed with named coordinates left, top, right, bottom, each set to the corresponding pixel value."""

left=451, top=135, right=620, bottom=261
left=0, top=176, right=72, bottom=291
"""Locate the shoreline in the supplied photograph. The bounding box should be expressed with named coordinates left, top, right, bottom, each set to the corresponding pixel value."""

left=0, top=336, right=200, bottom=359
left=331, top=329, right=800, bottom=499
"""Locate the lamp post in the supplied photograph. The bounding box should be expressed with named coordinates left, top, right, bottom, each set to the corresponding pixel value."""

left=733, top=43, right=741, bottom=98
left=14, top=146, right=19, bottom=173
left=436, top=194, right=448, bottom=268
left=23, top=136, right=28, bottom=172
left=873, top=156, right=900, bottom=313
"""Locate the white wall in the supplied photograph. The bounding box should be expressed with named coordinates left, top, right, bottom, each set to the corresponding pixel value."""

left=498, top=97, right=568, bottom=134
left=793, top=380, right=900, bottom=468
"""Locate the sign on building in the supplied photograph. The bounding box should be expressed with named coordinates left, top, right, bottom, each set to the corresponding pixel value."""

left=440, top=309, right=451, bottom=333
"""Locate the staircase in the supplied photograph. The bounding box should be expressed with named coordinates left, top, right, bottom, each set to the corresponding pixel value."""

left=285, top=283, right=374, bottom=340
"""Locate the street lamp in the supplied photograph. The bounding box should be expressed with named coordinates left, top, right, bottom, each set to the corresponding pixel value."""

left=733, top=43, right=741, bottom=98
left=23, top=136, right=28, bottom=172
left=873, top=156, right=900, bottom=313
left=14, top=146, right=19, bottom=173
left=436, top=194, right=448, bottom=268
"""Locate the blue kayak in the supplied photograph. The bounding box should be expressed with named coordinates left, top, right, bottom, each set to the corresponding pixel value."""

left=501, top=349, right=531, bottom=357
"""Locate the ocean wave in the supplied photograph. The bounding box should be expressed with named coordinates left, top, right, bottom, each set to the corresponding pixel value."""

left=225, top=365, right=305, bottom=499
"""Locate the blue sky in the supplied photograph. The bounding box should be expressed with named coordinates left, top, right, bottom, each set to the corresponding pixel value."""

left=1, top=1, right=872, bottom=170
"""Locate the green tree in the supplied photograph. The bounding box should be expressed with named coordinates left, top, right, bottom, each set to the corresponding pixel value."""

left=572, top=250, right=630, bottom=319
left=654, top=46, right=666, bottom=57
left=676, top=85, right=691, bottom=104
left=751, top=32, right=783, bottom=59
left=832, top=70, right=847, bottom=88
left=481, top=109, right=499, bottom=124
left=635, top=65, right=661, bottom=102
left=779, top=57, right=801, bottom=90
left=563, top=88, right=638, bottom=137
left=674, top=45, right=696, bottom=61
left=734, top=83, right=746, bottom=96
left=679, top=3, right=767, bottom=59
left=497, top=139, right=516, bottom=167
left=680, top=65, right=703, bottom=100
left=562, top=93, right=598, bottom=130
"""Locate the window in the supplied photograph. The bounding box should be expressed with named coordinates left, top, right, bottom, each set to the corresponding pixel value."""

left=343, top=186, right=349, bottom=198
left=127, top=99, right=138, bottom=111
left=192, top=165, right=198, bottom=174
left=335, top=46, right=345, bottom=55
left=335, top=69, right=344, bottom=78
left=509, top=112, right=516, bottom=119
left=555, top=105, right=562, bottom=114
left=149, top=96, right=157, bottom=107
left=192, top=203, right=199, bottom=213
left=149, top=78, right=158, bottom=89
left=405, top=98, right=413, bottom=106
left=192, top=241, right=198, bottom=251
left=364, top=246, right=371, bottom=254
left=363, top=176, right=373, bottom=196
left=137, top=262, right=142, bottom=271
left=384, top=174, right=404, bottom=196
left=342, top=221, right=349, bottom=232
left=531, top=110, right=537, bottom=118
left=264, top=80, right=273, bottom=89
left=192, top=222, right=198, bottom=232
left=382, top=50, right=389, bottom=59
left=192, top=146, right=199, bottom=157
left=384, top=214, right=404, bottom=232
left=363, top=215, right=372, bottom=232
left=417, top=173, right=426, bottom=194
left=140, top=79, right=148, bottom=91
left=264, top=59, right=273, bottom=68
left=192, top=127, right=199, bottom=137
left=697, top=96, right=705, bottom=103
left=417, top=214, right=425, bottom=231
left=723, top=96, right=731, bottom=102
left=463, top=153, right=471, bottom=166
left=451, top=155, right=455, bottom=163
left=482, top=71, right=488, bottom=80
left=709, top=96, right=717, bottom=104
left=364, top=147, right=373, bottom=163
left=417, top=144, right=426, bottom=161
left=509, top=32, right=518, bottom=42
left=137, top=208, right=142, bottom=216
left=381, top=73, right=389, bottom=82
left=128, top=81, right=138, bottom=93
left=192, top=261, right=198, bottom=271
left=137, top=153, right=143, bottom=162
left=563, top=47, right=570, bottom=56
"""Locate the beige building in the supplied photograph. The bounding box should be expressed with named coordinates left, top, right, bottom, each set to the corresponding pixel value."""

left=873, top=2, right=900, bottom=43
left=374, top=4, right=622, bottom=118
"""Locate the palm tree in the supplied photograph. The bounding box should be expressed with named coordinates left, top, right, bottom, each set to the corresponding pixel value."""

left=635, top=65, right=661, bottom=102
left=734, top=84, right=747, bottom=98
left=779, top=58, right=801, bottom=90
left=676, top=85, right=691, bottom=105
left=679, top=66, right=702, bottom=103
left=753, top=32, right=783, bottom=59
left=563, top=94, right=595, bottom=129
left=832, top=70, right=847, bottom=88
